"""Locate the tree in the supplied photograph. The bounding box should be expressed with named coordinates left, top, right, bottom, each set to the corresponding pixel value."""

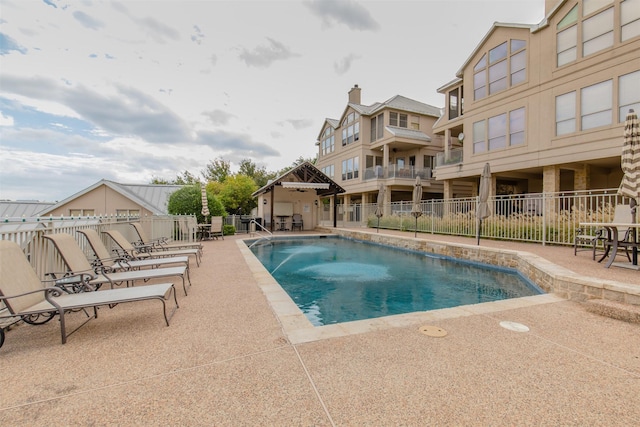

left=272, top=156, right=317, bottom=177
left=167, top=185, right=225, bottom=223
left=218, top=174, right=258, bottom=215
left=202, top=157, right=230, bottom=183
left=238, top=158, right=270, bottom=188
left=150, top=171, right=198, bottom=185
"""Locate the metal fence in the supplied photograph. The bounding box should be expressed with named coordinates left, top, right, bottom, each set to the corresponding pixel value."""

left=320, top=188, right=634, bottom=246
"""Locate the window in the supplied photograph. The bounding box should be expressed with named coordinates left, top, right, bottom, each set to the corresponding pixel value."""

left=321, top=164, right=334, bottom=178
left=474, top=54, right=487, bottom=100
left=69, top=209, right=95, bottom=217
left=411, top=115, right=420, bottom=130
left=321, top=127, right=334, bottom=156
left=342, top=157, right=359, bottom=180
left=556, top=91, right=577, bottom=135
left=510, top=50, right=526, bottom=86
left=488, top=114, right=507, bottom=150
left=370, top=113, right=384, bottom=141
left=396, top=157, right=405, bottom=168
left=509, top=108, right=525, bottom=146
left=473, top=120, right=486, bottom=153
left=557, top=24, right=577, bottom=66
left=583, top=0, right=613, bottom=16
left=475, top=40, right=526, bottom=98
left=556, top=1, right=626, bottom=66
left=581, top=80, right=612, bottom=130
left=488, top=42, right=508, bottom=95
left=583, top=7, right=614, bottom=56
left=116, top=209, right=139, bottom=217
left=622, top=0, right=640, bottom=41
left=619, top=71, right=640, bottom=121
left=389, top=112, right=408, bottom=128
left=341, top=111, right=360, bottom=146
left=449, top=88, right=459, bottom=120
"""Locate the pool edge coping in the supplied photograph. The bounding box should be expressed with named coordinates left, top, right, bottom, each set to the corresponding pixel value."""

left=236, top=233, right=615, bottom=344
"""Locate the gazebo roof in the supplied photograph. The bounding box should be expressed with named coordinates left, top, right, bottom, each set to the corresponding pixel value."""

left=252, top=162, right=345, bottom=198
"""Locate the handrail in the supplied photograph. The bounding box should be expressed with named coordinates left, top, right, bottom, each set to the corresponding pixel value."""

left=248, top=219, right=273, bottom=248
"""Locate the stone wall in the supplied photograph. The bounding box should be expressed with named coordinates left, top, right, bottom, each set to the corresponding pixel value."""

left=322, top=228, right=639, bottom=307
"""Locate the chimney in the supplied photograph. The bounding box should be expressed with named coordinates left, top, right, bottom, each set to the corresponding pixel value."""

left=348, top=84, right=361, bottom=104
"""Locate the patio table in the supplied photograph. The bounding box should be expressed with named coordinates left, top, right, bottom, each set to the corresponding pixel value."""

left=579, top=222, right=640, bottom=269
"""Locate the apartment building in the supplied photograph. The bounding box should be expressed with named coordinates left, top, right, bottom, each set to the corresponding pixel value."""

left=315, top=85, right=473, bottom=214
left=433, top=0, right=640, bottom=199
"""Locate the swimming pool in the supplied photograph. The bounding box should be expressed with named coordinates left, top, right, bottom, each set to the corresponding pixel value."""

left=248, top=236, right=543, bottom=326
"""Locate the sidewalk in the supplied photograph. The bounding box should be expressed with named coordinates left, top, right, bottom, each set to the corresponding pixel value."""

left=1, top=231, right=638, bottom=425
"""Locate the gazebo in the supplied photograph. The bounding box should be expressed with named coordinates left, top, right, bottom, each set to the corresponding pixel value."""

left=252, top=162, right=345, bottom=231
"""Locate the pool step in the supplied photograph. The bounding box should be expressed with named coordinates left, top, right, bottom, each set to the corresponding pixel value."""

left=583, top=299, right=640, bottom=324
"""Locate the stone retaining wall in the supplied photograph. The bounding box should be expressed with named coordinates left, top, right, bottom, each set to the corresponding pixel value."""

left=322, top=228, right=640, bottom=307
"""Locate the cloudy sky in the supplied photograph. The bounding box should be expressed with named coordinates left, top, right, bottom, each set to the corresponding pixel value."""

left=0, top=0, right=545, bottom=202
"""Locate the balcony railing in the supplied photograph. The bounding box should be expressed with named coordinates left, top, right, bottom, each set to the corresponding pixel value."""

left=435, top=148, right=463, bottom=167
left=363, top=166, right=432, bottom=181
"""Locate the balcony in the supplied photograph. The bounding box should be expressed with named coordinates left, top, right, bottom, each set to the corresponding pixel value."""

left=435, top=147, right=463, bottom=167
left=363, top=166, right=432, bottom=181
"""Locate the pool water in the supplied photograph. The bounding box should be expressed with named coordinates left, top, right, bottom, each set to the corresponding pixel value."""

left=249, top=236, right=543, bottom=326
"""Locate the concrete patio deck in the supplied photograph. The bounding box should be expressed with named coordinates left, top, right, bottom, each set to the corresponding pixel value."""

left=1, top=229, right=639, bottom=425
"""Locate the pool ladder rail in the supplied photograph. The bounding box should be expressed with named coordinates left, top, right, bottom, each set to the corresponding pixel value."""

left=248, top=219, right=273, bottom=248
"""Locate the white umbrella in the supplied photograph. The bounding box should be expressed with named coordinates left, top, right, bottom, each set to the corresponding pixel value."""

left=411, top=176, right=423, bottom=238
left=477, top=163, right=491, bottom=245
left=374, top=183, right=385, bottom=233
left=617, top=109, right=639, bottom=264
left=201, top=183, right=210, bottom=222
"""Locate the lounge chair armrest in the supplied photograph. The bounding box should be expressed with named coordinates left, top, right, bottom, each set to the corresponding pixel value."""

left=53, top=273, right=96, bottom=293
left=133, top=243, right=154, bottom=253
left=0, top=282, right=73, bottom=302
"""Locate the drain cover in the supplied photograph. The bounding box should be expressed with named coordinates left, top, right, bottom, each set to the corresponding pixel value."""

left=419, top=325, right=447, bottom=337
left=499, top=321, right=529, bottom=332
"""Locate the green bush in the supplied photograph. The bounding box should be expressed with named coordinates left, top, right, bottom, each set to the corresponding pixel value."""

left=223, top=224, right=235, bottom=236
left=167, top=185, right=225, bottom=224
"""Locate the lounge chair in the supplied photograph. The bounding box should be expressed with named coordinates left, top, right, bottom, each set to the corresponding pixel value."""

left=291, top=214, right=303, bottom=231
left=78, top=229, right=190, bottom=270
left=130, top=222, right=203, bottom=254
left=0, top=240, right=178, bottom=348
left=103, top=229, right=201, bottom=267
left=43, top=233, right=191, bottom=295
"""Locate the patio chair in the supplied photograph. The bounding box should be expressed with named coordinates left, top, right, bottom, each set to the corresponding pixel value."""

left=103, top=229, right=201, bottom=267
left=598, top=204, right=634, bottom=263
left=576, top=205, right=633, bottom=262
left=43, top=233, right=191, bottom=295
left=130, top=222, right=202, bottom=254
left=78, top=229, right=190, bottom=270
left=291, top=214, right=303, bottom=231
left=574, top=228, right=605, bottom=260
left=207, top=216, right=224, bottom=240
left=0, top=240, right=178, bottom=348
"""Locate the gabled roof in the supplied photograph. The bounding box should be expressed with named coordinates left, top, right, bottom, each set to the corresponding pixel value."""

left=252, top=162, right=344, bottom=198
left=455, top=22, right=536, bottom=77
left=38, top=179, right=183, bottom=216
left=316, top=118, right=340, bottom=141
